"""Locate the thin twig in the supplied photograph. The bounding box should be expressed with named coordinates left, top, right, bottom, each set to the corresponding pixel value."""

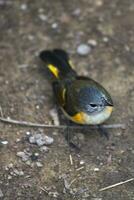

left=99, top=178, right=134, bottom=191
left=0, top=106, right=4, bottom=118
left=76, top=166, right=84, bottom=171
left=0, top=116, right=126, bottom=129
left=69, top=154, right=73, bottom=165
left=40, top=187, right=49, bottom=194
left=69, top=178, right=77, bottom=187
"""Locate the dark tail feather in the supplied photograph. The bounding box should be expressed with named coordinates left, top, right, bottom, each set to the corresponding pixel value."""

left=39, top=49, right=76, bottom=79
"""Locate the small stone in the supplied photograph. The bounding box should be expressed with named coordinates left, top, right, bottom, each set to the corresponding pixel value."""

left=29, top=136, right=35, bottom=144
left=40, top=146, right=49, bottom=152
left=16, top=151, right=30, bottom=162
left=1, top=140, right=8, bottom=145
left=77, top=44, right=91, bottom=56
left=36, top=105, right=40, bottom=109
left=103, top=37, right=109, bottom=42
left=88, top=39, right=97, bottom=47
left=20, top=4, right=27, bottom=11
left=80, top=160, right=85, bottom=165
left=16, top=138, right=21, bottom=142
left=36, top=162, right=43, bottom=167
left=25, top=160, right=32, bottom=166
left=49, top=191, right=59, bottom=198
left=39, top=14, right=47, bottom=21
left=0, top=188, right=4, bottom=198
left=51, top=23, right=58, bottom=29
left=8, top=175, right=12, bottom=180
left=94, top=167, right=100, bottom=172
left=26, top=131, right=31, bottom=136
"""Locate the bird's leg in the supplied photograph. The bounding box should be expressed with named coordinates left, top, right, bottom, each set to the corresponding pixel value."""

left=97, top=125, right=109, bottom=139
left=64, top=121, right=80, bottom=151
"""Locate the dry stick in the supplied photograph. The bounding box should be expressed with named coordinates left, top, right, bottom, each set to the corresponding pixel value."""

left=69, top=154, right=73, bottom=165
left=99, top=178, right=134, bottom=192
left=0, top=116, right=126, bottom=129
left=0, top=106, right=3, bottom=118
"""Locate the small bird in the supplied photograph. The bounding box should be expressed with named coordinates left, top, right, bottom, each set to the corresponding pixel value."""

left=39, top=49, right=113, bottom=127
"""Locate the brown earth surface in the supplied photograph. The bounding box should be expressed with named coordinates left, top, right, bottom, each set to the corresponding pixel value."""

left=0, top=0, right=134, bottom=199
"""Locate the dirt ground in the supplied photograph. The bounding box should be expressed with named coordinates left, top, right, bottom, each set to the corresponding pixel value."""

left=0, top=0, right=134, bottom=199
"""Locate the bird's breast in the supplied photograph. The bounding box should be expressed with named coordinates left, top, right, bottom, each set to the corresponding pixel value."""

left=62, top=106, right=113, bottom=125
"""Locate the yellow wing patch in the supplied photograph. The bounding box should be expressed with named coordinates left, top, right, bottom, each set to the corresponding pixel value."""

left=48, top=64, right=59, bottom=78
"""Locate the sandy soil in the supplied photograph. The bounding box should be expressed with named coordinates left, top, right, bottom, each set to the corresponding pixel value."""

left=0, top=0, right=134, bottom=199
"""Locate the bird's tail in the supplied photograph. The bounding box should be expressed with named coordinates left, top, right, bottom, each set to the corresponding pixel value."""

left=39, top=49, right=76, bottom=80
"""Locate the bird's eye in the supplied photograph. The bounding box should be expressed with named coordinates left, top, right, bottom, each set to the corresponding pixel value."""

left=90, top=103, right=97, bottom=108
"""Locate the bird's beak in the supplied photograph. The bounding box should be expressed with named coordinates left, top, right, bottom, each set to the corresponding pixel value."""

left=104, top=99, right=114, bottom=107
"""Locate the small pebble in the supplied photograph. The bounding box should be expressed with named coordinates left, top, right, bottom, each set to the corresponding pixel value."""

left=77, top=44, right=91, bottom=56
left=40, top=146, right=49, bottom=152
left=20, top=4, right=27, bottom=11
left=1, top=140, right=8, bottom=145
left=16, top=151, right=30, bottom=162
left=16, top=138, right=21, bottom=142
left=102, top=37, right=109, bottom=42
left=93, top=167, right=100, bottom=172
left=80, top=160, right=85, bottom=165
left=36, top=162, right=43, bottom=167
left=36, top=105, right=40, bottom=109
left=8, top=175, right=12, bottom=180
left=88, top=39, right=97, bottom=47
left=39, top=14, right=47, bottom=21
left=25, top=160, right=32, bottom=166
left=26, top=131, right=31, bottom=136
left=51, top=23, right=58, bottom=29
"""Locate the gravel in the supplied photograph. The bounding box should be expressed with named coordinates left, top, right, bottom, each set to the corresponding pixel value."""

left=16, top=151, right=31, bottom=162
left=77, top=44, right=91, bottom=56
left=29, top=133, right=54, bottom=146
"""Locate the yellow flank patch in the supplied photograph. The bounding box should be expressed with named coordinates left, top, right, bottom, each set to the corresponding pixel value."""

left=48, top=64, right=59, bottom=78
left=106, top=106, right=113, bottom=115
left=72, top=112, right=85, bottom=124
